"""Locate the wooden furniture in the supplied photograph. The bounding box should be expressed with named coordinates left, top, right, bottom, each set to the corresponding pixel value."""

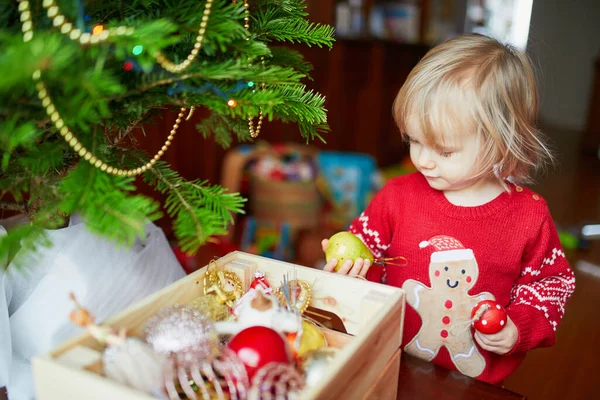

left=32, top=251, right=406, bottom=400
left=307, top=0, right=435, bottom=44
left=583, top=55, right=600, bottom=157
left=398, top=354, right=526, bottom=399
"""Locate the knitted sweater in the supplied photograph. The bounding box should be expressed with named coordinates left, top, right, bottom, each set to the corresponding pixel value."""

left=348, top=172, right=575, bottom=385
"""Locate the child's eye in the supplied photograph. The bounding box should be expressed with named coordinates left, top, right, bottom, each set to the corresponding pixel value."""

left=408, top=137, right=420, bottom=144
left=440, top=151, right=454, bottom=158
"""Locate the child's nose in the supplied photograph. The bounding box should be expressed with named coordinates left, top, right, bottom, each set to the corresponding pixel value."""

left=417, top=148, right=436, bottom=170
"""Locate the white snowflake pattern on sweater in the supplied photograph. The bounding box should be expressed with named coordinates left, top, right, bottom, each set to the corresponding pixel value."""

left=349, top=212, right=390, bottom=258
left=521, top=247, right=566, bottom=277
left=511, top=248, right=576, bottom=331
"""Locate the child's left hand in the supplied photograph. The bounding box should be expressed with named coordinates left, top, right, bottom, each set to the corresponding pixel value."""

left=473, top=316, right=518, bottom=355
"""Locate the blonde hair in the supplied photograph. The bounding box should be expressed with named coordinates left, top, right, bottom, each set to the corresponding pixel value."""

left=393, top=34, right=553, bottom=185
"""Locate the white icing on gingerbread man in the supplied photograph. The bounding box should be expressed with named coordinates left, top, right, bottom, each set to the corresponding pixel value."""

left=402, top=235, right=494, bottom=377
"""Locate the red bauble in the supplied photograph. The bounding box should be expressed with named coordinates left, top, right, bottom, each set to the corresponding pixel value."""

left=227, top=326, right=292, bottom=379
left=471, top=300, right=508, bottom=334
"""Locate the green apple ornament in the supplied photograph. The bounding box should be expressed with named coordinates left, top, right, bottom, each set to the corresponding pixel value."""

left=325, top=232, right=406, bottom=271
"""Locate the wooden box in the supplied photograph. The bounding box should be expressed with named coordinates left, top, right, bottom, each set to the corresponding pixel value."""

left=32, top=251, right=405, bottom=400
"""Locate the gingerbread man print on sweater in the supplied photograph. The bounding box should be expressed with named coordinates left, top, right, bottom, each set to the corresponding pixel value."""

left=402, top=235, right=494, bottom=378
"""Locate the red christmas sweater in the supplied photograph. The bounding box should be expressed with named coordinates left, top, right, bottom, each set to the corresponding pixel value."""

left=348, top=172, right=575, bottom=385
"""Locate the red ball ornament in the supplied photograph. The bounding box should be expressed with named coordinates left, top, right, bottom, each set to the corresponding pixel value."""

left=227, top=326, right=292, bottom=380
left=471, top=300, right=507, bottom=334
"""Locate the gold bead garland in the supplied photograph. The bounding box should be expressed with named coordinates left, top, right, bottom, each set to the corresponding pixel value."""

left=37, top=0, right=213, bottom=73
left=34, top=70, right=186, bottom=177
left=18, top=0, right=33, bottom=42
left=244, top=0, right=264, bottom=138
left=17, top=0, right=191, bottom=176
left=39, top=0, right=134, bottom=45
left=155, top=0, right=214, bottom=73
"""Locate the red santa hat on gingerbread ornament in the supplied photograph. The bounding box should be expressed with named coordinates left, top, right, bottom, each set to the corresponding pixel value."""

left=419, top=235, right=475, bottom=263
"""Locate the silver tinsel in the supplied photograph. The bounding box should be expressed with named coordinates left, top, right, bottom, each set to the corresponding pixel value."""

left=144, top=304, right=219, bottom=362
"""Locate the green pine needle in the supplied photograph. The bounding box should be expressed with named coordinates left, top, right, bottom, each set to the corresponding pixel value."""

left=143, top=161, right=246, bottom=253
left=59, top=163, right=162, bottom=245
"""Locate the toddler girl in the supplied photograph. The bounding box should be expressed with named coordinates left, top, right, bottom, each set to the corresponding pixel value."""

left=322, top=34, right=576, bottom=385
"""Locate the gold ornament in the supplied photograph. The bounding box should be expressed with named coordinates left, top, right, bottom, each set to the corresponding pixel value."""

left=298, top=320, right=327, bottom=357
left=190, top=295, right=231, bottom=322
left=244, top=0, right=265, bottom=138
left=203, top=259, right=243, bottom=307
left=276, top=279, right=312, bottom=314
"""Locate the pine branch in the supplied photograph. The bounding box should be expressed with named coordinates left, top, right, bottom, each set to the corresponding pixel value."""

left=143, top=161, right=246, bottom=253
left=0, top=223, right=49, bottom=270
left=254, top=3, right=334, bottom=48
left=147, top=162, right=205, bottom=247
left=197, top=113, right=235, bottom=147
left=58, top=162, right=162, bottom=245
left=108, top=60, right=306, bottom=101
left=271, top=85, right=328, bottom=124
left=186, top=180, right=246, bottom=226
left=258, top=19, right=335, bottom=48
left=197, top=113, right=253, bottom=147
left=0, top=0, right=333, bottom=265
left=270, top=46, right=313, bottom=76
left=261, top=0, right=309, bottom=16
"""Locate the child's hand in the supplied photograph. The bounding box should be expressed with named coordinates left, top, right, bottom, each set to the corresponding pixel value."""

left=321, top=239, right=372, bottom=278
left=474, top=316, right=518, bottom=355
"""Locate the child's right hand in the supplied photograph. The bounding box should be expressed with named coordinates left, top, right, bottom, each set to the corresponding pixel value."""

left=321, top=239, right=372, bottom=278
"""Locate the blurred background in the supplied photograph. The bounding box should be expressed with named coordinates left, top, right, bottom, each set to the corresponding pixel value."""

left=137, top=1, right=599, bottom=398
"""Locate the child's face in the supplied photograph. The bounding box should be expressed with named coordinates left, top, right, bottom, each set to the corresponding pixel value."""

left=406, top=116, right=481, bottom=192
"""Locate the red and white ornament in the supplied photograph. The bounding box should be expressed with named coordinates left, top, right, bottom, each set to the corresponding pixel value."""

left=220, top=286, right=300, bottom=336
left=471, top=300, right=507, bottom=334
left=250, top=271, right=272, bottom=293
left=249, top=362, right=305, bottom=399
left=227, top=326, right=292, bottom=380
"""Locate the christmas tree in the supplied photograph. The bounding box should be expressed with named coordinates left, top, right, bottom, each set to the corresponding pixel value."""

left=0, top=0, right=333, bottom=262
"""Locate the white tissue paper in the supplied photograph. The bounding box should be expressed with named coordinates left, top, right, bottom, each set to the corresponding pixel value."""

left=0, top=215, right=186, bottom=400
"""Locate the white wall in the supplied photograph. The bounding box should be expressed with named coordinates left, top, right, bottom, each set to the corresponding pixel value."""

left=527, top=0, right=600, bottom=132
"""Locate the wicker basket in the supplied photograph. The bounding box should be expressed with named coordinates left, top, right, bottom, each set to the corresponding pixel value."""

left=250, top=176, right=322, bottom=232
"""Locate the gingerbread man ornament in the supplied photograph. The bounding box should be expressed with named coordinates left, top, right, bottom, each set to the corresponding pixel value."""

left=402, top=235, right=494, bottom=377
